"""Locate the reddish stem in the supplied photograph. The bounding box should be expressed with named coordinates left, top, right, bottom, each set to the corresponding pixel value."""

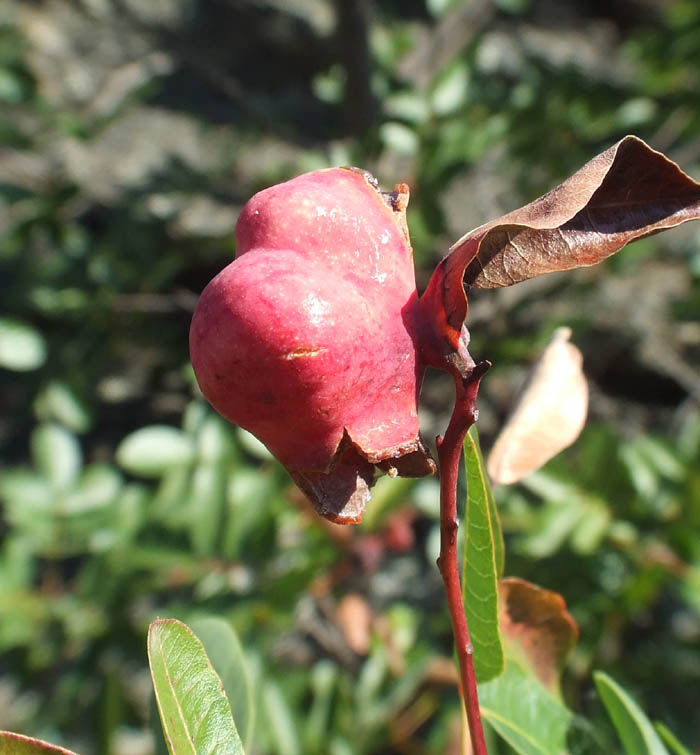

left=436, top=360, right=490, bottom=755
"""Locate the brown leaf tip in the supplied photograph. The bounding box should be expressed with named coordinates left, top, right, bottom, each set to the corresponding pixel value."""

left=499, top=577, right=579, bottom=693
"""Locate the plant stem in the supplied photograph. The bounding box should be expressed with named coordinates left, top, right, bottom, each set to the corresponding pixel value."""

left=436, top=360, right=490, bottom=755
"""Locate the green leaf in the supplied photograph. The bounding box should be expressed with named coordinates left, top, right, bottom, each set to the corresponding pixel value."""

left=594, top=672, right=669, bottom=755
left=304, top=661, right=338, bottom=751
left=479, top=663, right=572, bottom=755
left=188, top=617, right=255, bottom=750
left=262, top=682, right=301, bottom=755
left=655, top=723, right=692, bottom=755
left=148, top=618, right=244, bottom=755
left=117, top=426, right=195, bottom=477
left=470, top=426, right=504, bottom=576
left=0, top=470, right=52, bottom=511
left=379, top=122, right=419, bottom=156
left=62, top=464, right=122, bottom=515
left=462, top=426, right=505, bottom=683
left=189, top=464, right=226, bottom=555
left=31, top=424, right=82, bottom=491
left=431, top=62, right=469, bottom=116
left=0, top=318, right=47, bottom=371
left=0, top=731, right=79, bottom=754
left=34, top=381, right=92, bottom=434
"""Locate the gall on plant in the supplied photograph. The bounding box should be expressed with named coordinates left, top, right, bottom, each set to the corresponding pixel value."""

left=190, top=136, right=700, bottom=524
left=190, top=167, right=437, bottom=523
left=190, top=137, right=700, bottom=754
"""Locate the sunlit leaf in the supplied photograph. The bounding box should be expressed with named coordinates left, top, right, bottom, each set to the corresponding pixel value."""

left=462, top=427, right=505, bottom=683
left=379, top=122, right=419, bottom=156
left=148, top=618, right=244, bottom=755
left=594, top=671, right=669, bottom=755
left=0, top=318, right=47, bottom=372
left=188, top=617, right=255, bottom=751
left=0, top=731, right=78, bottom=754
left=188, top=463, right=226, bottom=555
left=31, top=423, right=82, bottom=491
left=62, top=464, right=122, bottom=514
left=117, top=426, right=195, bottom=477
left=34, top=381, right=92, bottom=434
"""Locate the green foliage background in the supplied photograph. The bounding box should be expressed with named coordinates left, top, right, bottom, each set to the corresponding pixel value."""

left=1, top=0, right=699, bottom=752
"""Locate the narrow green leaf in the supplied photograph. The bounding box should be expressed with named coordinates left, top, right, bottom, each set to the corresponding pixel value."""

left=479, top=663, right=572, bottom=755
left=189, top=464, right=226, bottom=555
left=117, top=426, right=195, bottom=478
left=0, top=731, right=78, bottom=754
left=462, top=426, right=505, bottom=683
left=148, top=618, right=244, bottom=755
left=470, top=426, right=504, bottom=575
left=594, top=671, right=669, bottom=755
left=655, top=723, right=693, bottom=755
left=304, top=660, right=338, bottom=751
left=262, top=682, right=301, bottom=755
left=188, top=617, right=255, bottom=751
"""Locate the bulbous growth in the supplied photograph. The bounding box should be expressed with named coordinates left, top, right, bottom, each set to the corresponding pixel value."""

left=190, top=168, right=436, bottom=523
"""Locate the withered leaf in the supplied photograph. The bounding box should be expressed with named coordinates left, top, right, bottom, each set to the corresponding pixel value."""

left=336, top=593, right=373, bottom=656
left=463, top=135, right=700, bottom=289
left=420, top=136, right=700, bottom=363
left=487, top=327, right=588, bottom=485
left=498, top=577, right=578, bottom=697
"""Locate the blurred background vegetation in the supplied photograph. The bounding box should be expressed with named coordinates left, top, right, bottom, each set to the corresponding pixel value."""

left=1, top=0, right=699, bottom=752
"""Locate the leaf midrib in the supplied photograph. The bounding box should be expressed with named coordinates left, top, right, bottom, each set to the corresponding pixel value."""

left=155, top=628, right=198, bottom=755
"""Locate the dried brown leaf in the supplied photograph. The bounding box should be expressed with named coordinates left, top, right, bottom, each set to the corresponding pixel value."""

left=498, top=577, right=578, bottom=697
left=462, top=135, right=700, bottom=288
left=337, top=593, right=373, bottom=655
left=487, top=327, right=588, bottom=484
left=419, top=136, right=700, bottom=371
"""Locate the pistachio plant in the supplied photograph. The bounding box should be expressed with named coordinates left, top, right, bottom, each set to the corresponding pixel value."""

left=189, top=136, right=700, bottom=754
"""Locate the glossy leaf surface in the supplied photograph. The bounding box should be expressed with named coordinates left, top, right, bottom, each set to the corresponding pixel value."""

left=148, top=619, right=244, bottom=755
left=188, top=617, right=255, bottom=750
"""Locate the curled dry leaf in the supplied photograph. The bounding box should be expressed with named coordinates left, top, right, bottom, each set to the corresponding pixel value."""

left=498, top=577, right=578, bottom=696
left=420, top=136, right=700, bottom=371
left=487, top=327, right=588, bottom=485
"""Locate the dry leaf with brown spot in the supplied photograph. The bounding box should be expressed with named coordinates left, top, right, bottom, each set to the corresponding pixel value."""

left=487, top=327, right=588, bottom=484
left=498, top=577, right=579, bottom=697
